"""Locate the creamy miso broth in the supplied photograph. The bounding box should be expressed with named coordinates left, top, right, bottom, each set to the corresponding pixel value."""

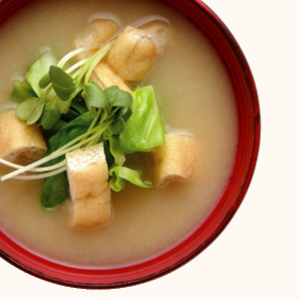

left=0, top=0, right=238, bottom=268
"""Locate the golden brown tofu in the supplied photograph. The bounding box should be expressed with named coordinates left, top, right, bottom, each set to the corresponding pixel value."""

left=71, top=187, right=112, bottom=229
left=66, top=143, right=112, bottom=229
left=93, top=61, right=132, bottom=92
left=73, top=18, right=119, bottom=60
left=151, top=133, right=197, bottom=188
left=142, top=20, right=170, bottom=54
left=0, top=109, right=47, bottom=162
left=106, top=26, right=157, bottom=81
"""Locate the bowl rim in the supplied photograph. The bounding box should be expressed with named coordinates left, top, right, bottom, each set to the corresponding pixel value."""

left=0, top=0, right=260, bottom=289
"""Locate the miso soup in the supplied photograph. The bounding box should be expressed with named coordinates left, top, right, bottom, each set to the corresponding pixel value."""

left=0, top=0, right=238, bottom=268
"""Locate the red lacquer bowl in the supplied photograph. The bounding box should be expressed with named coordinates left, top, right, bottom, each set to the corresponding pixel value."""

left=0, top=0, right=260, bottom=289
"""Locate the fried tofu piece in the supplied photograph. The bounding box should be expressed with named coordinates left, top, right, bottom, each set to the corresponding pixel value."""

left=66, top=143, right=112, bottom=229
left=70, top=187, right=111, bottom=229
left=151, top=133, right=197, bottom=188
left=73, top=18, right=119, bottom=60
left=93, top=61, right=132, bottom=92
left=0, top=109, right=47, bottom=162
left=106, top=26, right=157, bottom=81
left=142, top=20, right=170, bottom=54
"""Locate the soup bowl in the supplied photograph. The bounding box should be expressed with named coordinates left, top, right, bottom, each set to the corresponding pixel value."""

left=0, top=0, right=260, bottom=289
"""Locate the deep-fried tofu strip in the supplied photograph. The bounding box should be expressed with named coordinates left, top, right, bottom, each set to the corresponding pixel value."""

left=141, top=20, right=170, bottom=54
left=73, top=18, right=119, bottom=60
left=151, top=133, right=197, bottom=188
left=66, top=143, right=112, bottom=229
left=71, top=187, right=111, bottom=229
left=93, top=61, right=132, bottom=92
left=106, top=26, right=157, bottom=81
left=73, top=19, right=132, bottom=92
left=0, top=109, right=47, bottom=162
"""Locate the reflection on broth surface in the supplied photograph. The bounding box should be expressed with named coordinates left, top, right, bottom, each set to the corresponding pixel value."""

left=0, top=0, right=238, bottom=268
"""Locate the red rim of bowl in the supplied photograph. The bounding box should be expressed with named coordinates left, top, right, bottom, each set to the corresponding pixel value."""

left=0, top=0, right=260, bottom=289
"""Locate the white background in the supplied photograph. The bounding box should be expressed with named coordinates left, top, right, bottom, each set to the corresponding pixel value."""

left=1, top=0, right=299, bottom=299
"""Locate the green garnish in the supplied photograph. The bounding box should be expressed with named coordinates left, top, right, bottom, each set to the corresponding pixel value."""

left=119, top=85, right=165, bottom=153
left=1, top=42, right=166, bottom=209
left=13, top=42, right=114, bottom=129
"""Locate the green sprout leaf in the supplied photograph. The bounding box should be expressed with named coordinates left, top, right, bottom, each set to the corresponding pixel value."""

left=26, top=49, right=58, bottom=97
left=49, top=66, right=77, bottom=101
left=109, top=118, right=125, bottom=135
left=10, top=79, right=37, bottom=103
left=82, top=82, right=107, bottom=117
left=41, top=172, right=69, bottom=209
left=39, top=73, right=51, bottom=89
left=104, top=86, right=132, bottom=111
left=15, top=97, right=45, bottom=126
left=39, top=100, right=61, bottom=130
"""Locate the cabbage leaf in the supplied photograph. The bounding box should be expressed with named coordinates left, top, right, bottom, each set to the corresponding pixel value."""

left=119, top=85, right=165, bottom=153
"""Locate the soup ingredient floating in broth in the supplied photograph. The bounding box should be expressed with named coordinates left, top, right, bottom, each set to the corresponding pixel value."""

left=0, top=18, right=198, bottom=229
left=66, top=143, right=112, bottom=229
left=0, top=109, right=47, bottom=162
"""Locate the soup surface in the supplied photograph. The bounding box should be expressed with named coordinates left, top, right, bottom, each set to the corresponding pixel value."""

left=0, top=0, right=238, bottom=268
